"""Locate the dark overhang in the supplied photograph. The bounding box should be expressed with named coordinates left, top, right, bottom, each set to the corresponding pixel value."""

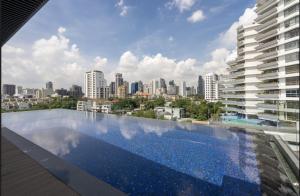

left=1, top=0, right=48, bottom=47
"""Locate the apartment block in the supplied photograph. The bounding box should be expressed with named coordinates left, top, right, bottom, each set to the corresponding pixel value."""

left=222, top=0, right=299, bottom=126
left=205, top=73, right=219, bottom=102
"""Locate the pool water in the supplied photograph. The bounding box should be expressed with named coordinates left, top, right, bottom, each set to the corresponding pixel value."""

left=222, top=115, right=262, bottom=125
left=2, top=109, right=261, bottom=195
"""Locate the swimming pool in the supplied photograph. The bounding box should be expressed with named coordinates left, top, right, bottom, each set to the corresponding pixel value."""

left=2, top=109, right=261, bottom=195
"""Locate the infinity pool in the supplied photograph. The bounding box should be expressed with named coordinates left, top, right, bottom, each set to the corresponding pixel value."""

left=2, top=109, right=261, bottom=195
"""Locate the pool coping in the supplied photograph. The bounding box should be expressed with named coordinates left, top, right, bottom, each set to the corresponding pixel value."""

left=1, top=127, right=126, bottom=196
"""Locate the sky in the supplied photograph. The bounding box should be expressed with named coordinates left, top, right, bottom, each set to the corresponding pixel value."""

left=2, top=0, right=257, bottom=89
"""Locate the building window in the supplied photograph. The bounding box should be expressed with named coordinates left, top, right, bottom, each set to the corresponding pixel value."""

left=285, top=40, right=299, bottom=51
left=286, top=76, right=299, bottom=86
left=284, top=4, right=299, bottom=17
left=285, top=52, right=299, bottom=63
left=284, top=16, right=299, bottom=28
left=284, top=28, right=299, bottom=39
left=284, top=0, right=294, bottom=5
left=286, top=89, right=299, bottom=97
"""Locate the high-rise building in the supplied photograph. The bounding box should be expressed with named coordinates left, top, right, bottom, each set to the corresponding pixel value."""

left=131, top=82, right=139, bottom=95
left=151, top=78, right=167, bottom=95
left=222, top=0, right=299, bottom=126
left=2, top=84, right=16, bottom=96
left=110, top=82, right=116, bottom=96
left=179, top=81, right=187, bottom=97
left=69, top=85, right=83, bottom=98
left=205, top=73, right=219, bottom=102
left=15, top=86, right=23, bottom=95
left=167, top=80, right=177, bottom=95
left=46, top=81, right=53, bottom=91
left=84, top=70, right=108, bottom=99
left=137, top=81, right=143, bottom=92
left=222, top=24, right=262, bottom=117
left=100, top=86, right=110, bottom=99
left=117, top=85, right=128, bottom=98
left=197, top=75, right=204, bottom=97
left=143, top=83, right=152, bottom=95
left=124, top=81, right=129, bottom=95
left=115, top=73, right=124, bottom=92
left=55, top=88, right=68, bottom=96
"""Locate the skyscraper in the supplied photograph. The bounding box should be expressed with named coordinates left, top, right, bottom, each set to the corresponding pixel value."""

left=197, top=75, right=204, bottom=97
left=69, top=85, right=83, bottom=98
left=115, top=73, right=124, bottom=92
left=131, top=82, right=139, bottom=95
left=46, top=81, right=53, bottom=91
left=110, top=82, right=116, bottom=96
left=137, top=81, right=143, bottom=92
left=84, top=70, right=107, bottom=99
left=205, top=73, right=219, bottom=102
left=179, top=81, right=187, bottom=97
left=2, top=84, right=16, bottom=96
left=167, top=80, right=177, bottom=95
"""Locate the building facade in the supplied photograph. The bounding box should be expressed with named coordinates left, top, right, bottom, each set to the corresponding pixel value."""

left=115, top=73, right=124, bottom=93
left=84, top=70, right=108, bottom=99
left=2, top=84, right=16, bottom=97
left=179, top=81, right=187, bottom=97
left=197, top=75, right=204, bottom=97
left=205, top=73, right=219, bottom=102
left=69, top=85, right=83, bottom=98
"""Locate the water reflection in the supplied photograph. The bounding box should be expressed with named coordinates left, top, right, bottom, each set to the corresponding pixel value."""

left=29, top=127, right=80, bottom=156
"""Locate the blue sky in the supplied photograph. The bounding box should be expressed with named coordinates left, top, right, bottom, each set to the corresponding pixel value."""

left=3, top=0, right=256, bottom=88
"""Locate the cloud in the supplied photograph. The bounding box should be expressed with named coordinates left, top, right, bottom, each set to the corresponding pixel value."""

left=116, top=0, right=129, bottom=16
left=114, top=51, right=200, bottom=86
left=168, top=36, right=174, bottom=42
left=187, top=9, right=205, bottom=23
left=200, top=6, right=257, bottom=74
left=2, top=27, right=96, bottom=89
left=166, top=0, right=197, bottom=12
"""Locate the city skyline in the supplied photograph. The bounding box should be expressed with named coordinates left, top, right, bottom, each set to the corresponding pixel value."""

left=2, top=0, right=257, bottom=89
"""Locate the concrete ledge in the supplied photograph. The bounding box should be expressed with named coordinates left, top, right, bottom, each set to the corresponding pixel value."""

left=1, top=127, right=125, bottom=196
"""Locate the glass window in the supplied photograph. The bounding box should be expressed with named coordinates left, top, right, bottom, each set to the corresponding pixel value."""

left=286, top=76, right=299, bottom=85
left=284, top=16, right=299, bottom=28
left=285, top=52, right=299, bottom=63
left=285, top=40, right=299, bottom=51
left=284, top=28, right=299, bottom=39
left=286, top=89, right=299, bottom=97
left=284, top=4, right=299, bottom=17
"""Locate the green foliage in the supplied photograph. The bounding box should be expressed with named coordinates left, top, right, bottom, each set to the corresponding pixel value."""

left=111, top=98, right=139, bottom=110
left=132, top=110, right=156, bottom=119
left=144, top=97, right=165, bottom=110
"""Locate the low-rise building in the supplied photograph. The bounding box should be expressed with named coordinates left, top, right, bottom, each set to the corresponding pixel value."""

left=154, top=106, right=185, bottom=120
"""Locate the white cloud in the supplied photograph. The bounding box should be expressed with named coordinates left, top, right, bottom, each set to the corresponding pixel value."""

left=166, top=0, right=197, bottom=12
left=116, top=0, right=129, bottom=16
left=2, top=27, right=98, bottom=89
left=187, top=9, right=205, bottom=23
left=168, top=36, right=174, bottom=42
left=200, top=6, right=257, bottom=74
left=114, top=51, right=200, bottom=86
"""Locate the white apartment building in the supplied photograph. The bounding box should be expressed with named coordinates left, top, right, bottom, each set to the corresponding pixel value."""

left=222, top=24, right=262, bottom=118
left=179, top=81, right=187, bottom=97
left=222, top=0, right=299, bottom=127
left=205, top=73, right=219, bottom=102
left=84, top=70, right=109, bottom=99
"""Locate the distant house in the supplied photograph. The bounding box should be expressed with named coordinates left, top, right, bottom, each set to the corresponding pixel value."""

left=77, top=100, right=111, bottom=113
left=101, top=104, right=111, bottom=113
left=17, top=102, right=30, bottom=110
left=154, top=106, right=185, bottom=120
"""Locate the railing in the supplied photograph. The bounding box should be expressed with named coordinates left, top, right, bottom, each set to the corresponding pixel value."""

left=237, top=40, right=245, bottom=47
left=256, top=6, right=277, bottom=22
left=256, top=51, right=278, bottom=60
left=257, top=103, right=277, bottom=109
left=256, top=29, right=278, bottom=41
left=256, top=18, right=278, bottom=32
left=230, top=70, right=245, bottom=78
left=238, top=48, right=245, bottom=55
left=256, top=39, right=278, bottom=50
left=258, top=71, right=279, bottom=79
left=257, top=93, right=280, bottom=98
left=257, top=61, right=278, bottom=70
left=256, top=82, right=279, bottom=88
left=256, top=0, right=278, bottom=14
left=222, top=94, right=245, bottom=98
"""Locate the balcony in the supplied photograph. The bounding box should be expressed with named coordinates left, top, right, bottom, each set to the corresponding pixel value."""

left=256, top=39, right=278, bottom=51
left=256, top=51, right=278, bottom=61
left=257, top=61, right=278, bottom=70
left=257, top=103, right=277, bottom=110
left=222, top=94, right=245, bottom=99
left=256, top=82, right=279, bottom=89
left=229, top=63, right=244, bottom=72
left=237, top=48, right=245, bottom=55
left=258, top=112, right=278, bottom=121
left=256, top=7, right=277, bottom=22
left=256, top=0, right=278, bottom=14
left=222, top=86, right=245, bottom=92
left=230, top=70, right=245, bottom=78
left=237, top=40, right=245, bottom=47
left=236, top=55, right=245, bottom=62
left=256, top=29, right=278, bottom=41
left=257, top=93, right=280, bottom=99
left=222, top=100, right=246, bottom=106
left=224, top=106, right=246, bottom=114
left=256, top=18, right=278, bottom=32
left=237, top=33, right=244, bottom=40
left=258, top=71, right=279, bottom=80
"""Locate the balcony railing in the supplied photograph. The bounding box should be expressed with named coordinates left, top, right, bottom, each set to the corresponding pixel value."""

left=256, top=7, right=277, bottom=22
left=256, top=29, right=278, bottom=41
left=237, top=33, right=244, bottom=40
left=237, top=48, right=245, bottom=55
left=257, top=103, right=277, bottom=110
left=222, top=100, right=246, bottom=106
left=236, top=56, right=245, bottom=62
left=256, top=18, right=278, bottom=32
left=256, top=82, right=279, bottom=88
left=230, top=70, right=245, bottom=78
left=224, top=107, right=246, bottom=114
left=237, top=40, right=245, bottom=47
left=257, top=61, right=278, bottom=70
left=257, top=93, right=280, bottom=98
left=222, top=94, right=245, bottom=98
left=258, top=71, right=279, bottom=80
left=256, top=39, right=278, bottom=50
left=258, top=112, right=278, bottom=121
left=222, top=86, right=245, bottom=91
left=256, top=51, right=278, bottom=60
left=256, top=0, right=278, bottom=14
